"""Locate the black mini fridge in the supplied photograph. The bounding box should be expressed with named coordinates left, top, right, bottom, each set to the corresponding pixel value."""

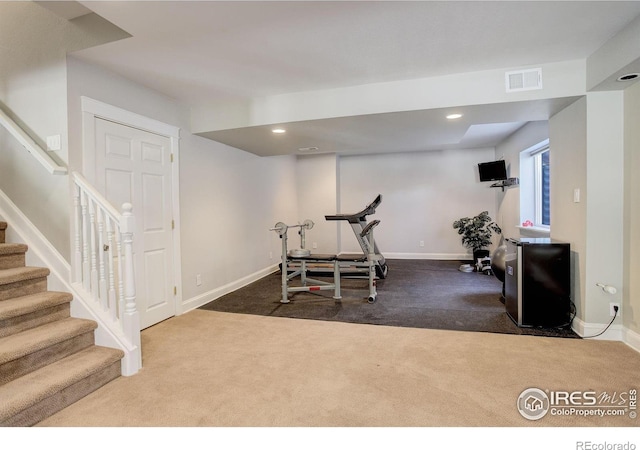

left=504, top=238, right=570, bottom=327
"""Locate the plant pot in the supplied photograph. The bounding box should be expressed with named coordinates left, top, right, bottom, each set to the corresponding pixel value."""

left=473, top=249, right=490, bottom=262
left=473, top=249, right=490, bottom=273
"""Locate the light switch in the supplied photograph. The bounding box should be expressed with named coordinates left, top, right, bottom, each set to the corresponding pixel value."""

left=46, top=135, right=61, bottom=151
left=573, top=188, right=580, bottom=203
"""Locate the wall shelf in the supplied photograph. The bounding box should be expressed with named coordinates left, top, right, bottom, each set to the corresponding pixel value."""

left=490, top=177, right=519, bottom=192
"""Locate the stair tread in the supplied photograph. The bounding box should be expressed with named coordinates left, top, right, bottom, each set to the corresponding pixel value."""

left=0, top=222, right=124, bottom=425
left=0, top=243, right=28, bottom=256
left=0, top=266, right=50, bottom=286
left=0, top=317, right=97, bottom=364
left=0, top=291, right=72, bottom=321
left=0, top=345, right=124, bottom=422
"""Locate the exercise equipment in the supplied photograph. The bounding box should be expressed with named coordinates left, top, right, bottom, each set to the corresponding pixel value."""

left=270, top=195, right=388, bottom=304
left=491, top=239, right=508, bottom=301
left=271, top=220, right=314, bottom=257
left=271, top=220, right=381, bottom=304
left=325, top=194, right=388, bottom=279
left=491, top=242, right=507, bottom=282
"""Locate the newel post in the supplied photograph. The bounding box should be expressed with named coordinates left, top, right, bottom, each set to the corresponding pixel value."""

left=120, top=203, right=142, bottom=372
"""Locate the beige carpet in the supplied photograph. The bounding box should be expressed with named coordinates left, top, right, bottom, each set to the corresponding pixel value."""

left=37, top=310, right=639, bottom=427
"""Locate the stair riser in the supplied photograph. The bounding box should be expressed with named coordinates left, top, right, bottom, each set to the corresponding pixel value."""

left=0, top=222, right=124, bottom=427
left=0, top=332, right=94, bottom=386
left=0, top=253, right=26, bottom=270
left=1, top=360, right=121, bottom=427
left=0, top=304, right=71, bottom=338
left=0, top=278, right=47, bottom=302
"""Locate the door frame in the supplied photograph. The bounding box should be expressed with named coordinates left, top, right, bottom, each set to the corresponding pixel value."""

left=80, top=96, right=183, bottom=320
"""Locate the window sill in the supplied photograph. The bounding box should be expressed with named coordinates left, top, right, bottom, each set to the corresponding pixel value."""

left=517, top=226, right=550, bottom=238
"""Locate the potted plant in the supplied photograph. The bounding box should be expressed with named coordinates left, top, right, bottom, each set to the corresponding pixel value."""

left=452, top=211, right=502, bottom=264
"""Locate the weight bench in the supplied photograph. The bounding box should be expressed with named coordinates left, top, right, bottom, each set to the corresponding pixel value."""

left=271, top=219, right=381, bottom=304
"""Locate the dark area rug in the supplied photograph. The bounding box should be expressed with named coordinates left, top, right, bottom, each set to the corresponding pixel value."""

left=199, top=259, right=579, bottom=338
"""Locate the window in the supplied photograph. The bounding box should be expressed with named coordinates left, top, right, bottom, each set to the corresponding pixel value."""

left=534, top=148, right=550, bottom=227
left=519, top=139, right=550, bottom=232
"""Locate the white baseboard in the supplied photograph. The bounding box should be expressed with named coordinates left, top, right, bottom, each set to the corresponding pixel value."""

left=572, top=316, right=624, bottom=341
left=623, top=327, right=640, bottom=353
left=180, top=264, right=280, bottom=314
left=572, top=317, right=640, bottom=354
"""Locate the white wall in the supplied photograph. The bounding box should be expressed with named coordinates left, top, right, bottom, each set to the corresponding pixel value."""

left=495, top=91, right=637, bottom=341
left=550, top=92, right=629, bottom=333
left=0, top=125, right=70, bottom=257
left=0, top=3, right=72, bottom=260
left=0, top=3, right=129, bottom=260
left=584, top=92, right=625, bottom=326
left=66, top=56, right=299, bottom=310
left=295, top=154, right=339, bottom=254
left=549, top=98, right=588, bottom=322
left=178, top=143, right=297, bottom=304
left=195, top=59, right=587, bottom=132
left=624, top=81, right=640, bottom=335
left=587, top=14, right=640, bottom=91
left=338, top=148, right=498, bottom=258
left=494, top=121, right=549, bottom=239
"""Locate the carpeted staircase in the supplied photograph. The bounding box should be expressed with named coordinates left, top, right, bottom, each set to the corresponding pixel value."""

left=0, top=220, right=124, bottom=426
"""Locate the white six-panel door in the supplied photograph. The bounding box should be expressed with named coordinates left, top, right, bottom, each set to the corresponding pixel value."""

left=94, top=117, right=175, bottom=329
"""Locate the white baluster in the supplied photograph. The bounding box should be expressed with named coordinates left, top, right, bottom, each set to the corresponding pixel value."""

left=73, top=184, right=82, bottom=283
left=69, top=172, right=142, bottom=375
left=89, top=199, right=98, bottom=301
left=97, top=207, right=108, bottom=310
left=106, top=217, right=117, bottom=320
left=116, top=229, right=125, bottom=322
left=81, top=191, right=90, bottom=292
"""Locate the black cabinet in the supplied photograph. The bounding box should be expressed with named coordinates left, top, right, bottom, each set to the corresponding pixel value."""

left=504, top=238, right=570, bottom=327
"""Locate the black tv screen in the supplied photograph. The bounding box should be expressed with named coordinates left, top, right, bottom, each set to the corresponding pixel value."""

left=478, top=160, right=507, bottom=182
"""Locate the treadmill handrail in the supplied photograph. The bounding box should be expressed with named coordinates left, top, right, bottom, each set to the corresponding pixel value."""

left=360, top=219, right=380, bottom=238
left=325, top=194, right=382, bottom=222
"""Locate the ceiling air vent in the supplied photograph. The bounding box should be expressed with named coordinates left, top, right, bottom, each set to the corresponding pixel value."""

left=505, top=68, right=542, bottom=93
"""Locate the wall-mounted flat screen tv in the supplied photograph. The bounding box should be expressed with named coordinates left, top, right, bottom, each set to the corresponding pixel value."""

left=478, top=160, right=507, bottom=182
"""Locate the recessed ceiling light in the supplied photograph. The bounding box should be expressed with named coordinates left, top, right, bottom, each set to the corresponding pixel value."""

left=446, top=113, right=463, bottom=120
left=272, top=128, right=286, bottom=134
left=617, top=73, right=639, bottom=82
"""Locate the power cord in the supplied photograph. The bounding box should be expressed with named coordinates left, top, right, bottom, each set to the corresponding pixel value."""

left=582, top=305, right=619, bottom=339
left=553, top=300, right=577, bottom=330
left=522, top=301, right=576, bottom=334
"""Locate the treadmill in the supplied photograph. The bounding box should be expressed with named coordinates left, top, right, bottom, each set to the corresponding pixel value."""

left=325, top=194, right=388, bottom=279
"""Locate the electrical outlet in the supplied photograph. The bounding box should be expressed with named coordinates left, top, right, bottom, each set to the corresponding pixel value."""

left=46, top=134, right=61, bottom=151
left=419, top=240, right=425, bottom=247
left=269, top=251, right=273, bottom=259
left=196, top=274, right=202, bottom=286
left=609, top=303, right=620, bottom=317
left=313, top=242, right=318, bottom=249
